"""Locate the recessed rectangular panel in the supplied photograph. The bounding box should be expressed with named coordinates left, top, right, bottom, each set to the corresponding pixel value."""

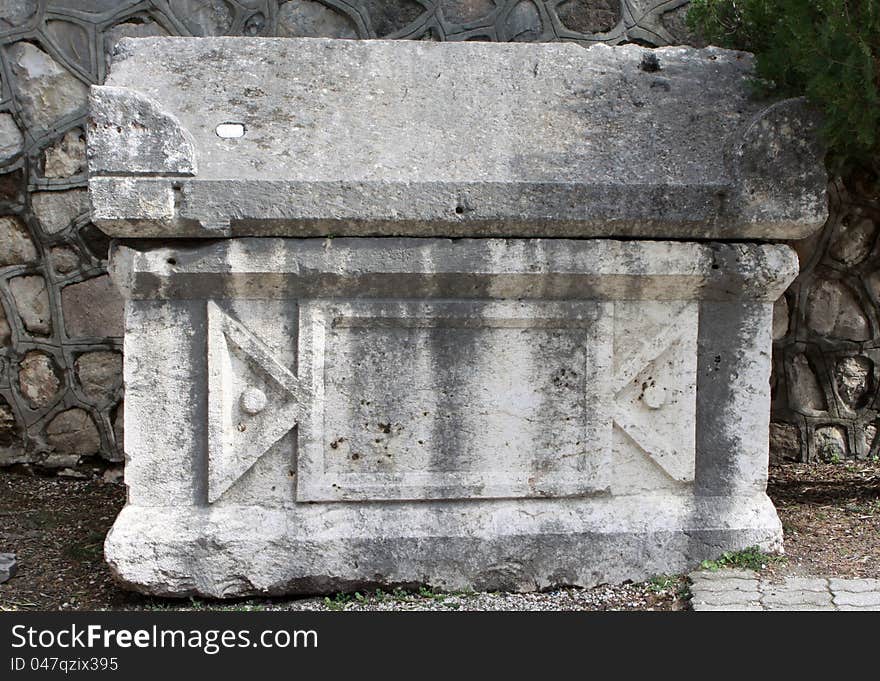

left=297, top=300, right=613, bottom=501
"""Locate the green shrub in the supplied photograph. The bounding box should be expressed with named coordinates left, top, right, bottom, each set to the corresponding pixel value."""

left=687, top=0, right=880, bottom=172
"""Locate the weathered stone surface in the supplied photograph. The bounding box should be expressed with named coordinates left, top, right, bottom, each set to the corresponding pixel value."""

left=168, top=0, right=234, bottom=36
left=42, top=128, right=86, bottom=178
left=0, top=0, right=37, bottom=30
left=362, top=0, right=425, bottom=37
left=9, top=274, right=51, bottom=335
left=93, top=38, right=825, bottom=597
left=74, top=350, right=122, bottom=403
left=89, top=39, right=827, bottom=240
left=0, top=398, right=19, bottom=452
left=690, top=572, right=880, bottom=611
left=789, top=353, right=826, bottom=413
left=104, top=19, right=169, bottom=64
left=834, top=355, right=873, bottom=410
left=45, top=407, right=100, bottom=457
left=772, top=295, right=789, bottom=340
left=277, top=0, right=359, bottom=38
left=87, top=86, right=197, bottom=177
left=18, top=350, right=60, bottom=409
left=0, top=304, right=11, bottom=346
left=31, top=189, right=89, bottom=235
left=0, top=113, right=24, bottom=165
left=555, top=0, right=620, bottom=34
left=112, top=399, right=123, bottom=451
left=0, top=553, right=16, bottom=583
left=101, top=237, right=794, bottom=596
left=0, top=215, right=37, bottom=266
left=859, top=423, right=877, bottom=458
left=830, top=216, right=876, bottom=266
left=48, top=246, right=80, bottom=274
left=806, top=279, right=871, bottom=341
left=441, top=0, right=496, bottom=24
left=833, top=590, right=880, bottom=607
left=769, top=421, right=800, bottom=463
left=6, top=41, right=88, bottom=134
left=814, top=425, right=848, bottom=461
left=61, top=275, right=124, bottom=338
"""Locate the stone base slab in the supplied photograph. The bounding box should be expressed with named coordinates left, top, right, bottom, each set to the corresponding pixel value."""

left=105, top=494, right=782, bottom=597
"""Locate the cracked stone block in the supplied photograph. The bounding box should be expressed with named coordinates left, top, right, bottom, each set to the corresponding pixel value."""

left=45, top=407, right=100, bottom=457
left=6, top=41, right=88, bottom=135
left=774, top=577, right=830, bottom=592
left=277, top=0, right=359, bottom=38
left=814, top=425, right=848, bottom=461
left=834, top=355, right=873, bottom=410
left=833, top=590, right=880, bottom=607
left=789, top=353, right=827, bottom=412
left=0, top=215, right=37, bottom=266
left=74, top=350, right=122, bottom=403
left=692, top=603, right=763, bottom=611
left=556, top=0, right=621, bottom=35
left=441, top=0, right=497, bottom=25
left=829, top=578, right=880, bottom=593
left=762, top=588, right=833, bottom=607
left=0, top=113, right=24, bottom=165
left=61, top=275, right=124, bottom=338
left=689, top=568, right=758, bottom=582
left=772, top=295, right=789, bottom=340
left=769, top=422, right=801, bottom=463
left=31, top=189, right=89, bottom=235
left=0, top=553, right=16, bottom=583
left=9, top=274, right=51, bottom=336
left=687, top=578, right=761, bottom=593
left=42, top=129, right=86, bottom=179
left=18, top=350, right=61, bottom=409
left=830, top=216, right=876, bottom=266
left=0, top=303, right=11, bottom=346
left=48, top=245, right=80, bottom=274
left=805, top=279, right=870, bottom=341
left=691, top=591, right=763, bottom=606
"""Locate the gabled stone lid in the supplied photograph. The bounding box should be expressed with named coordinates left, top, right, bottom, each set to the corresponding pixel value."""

left=87, top=37, right=827, bottom=240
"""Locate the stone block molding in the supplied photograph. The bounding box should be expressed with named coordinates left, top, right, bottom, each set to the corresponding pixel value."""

left=0, top=0, right=872, bottom=474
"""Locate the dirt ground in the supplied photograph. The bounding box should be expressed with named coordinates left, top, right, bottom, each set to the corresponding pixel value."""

left=0, top=460, right=878, bottom=611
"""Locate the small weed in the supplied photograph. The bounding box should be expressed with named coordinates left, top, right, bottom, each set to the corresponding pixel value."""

left=322, top=592, right=355, bottom=611
left=646, top=575, right=678, bottom=594
left=699, top=546, right=785, bottom=572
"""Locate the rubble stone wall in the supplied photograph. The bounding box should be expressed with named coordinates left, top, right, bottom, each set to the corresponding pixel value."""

left=0, top=1, right=869, bottom=469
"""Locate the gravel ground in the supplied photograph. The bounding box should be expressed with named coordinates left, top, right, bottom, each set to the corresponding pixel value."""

left=1, top=459, right=878, bottom=611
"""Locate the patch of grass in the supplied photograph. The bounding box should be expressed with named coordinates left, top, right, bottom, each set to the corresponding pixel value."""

left=645, top=574, right=691, bottom=602
left=700, top=546, right=785, bottom=572
left=646, top=575, right=678, bottom=594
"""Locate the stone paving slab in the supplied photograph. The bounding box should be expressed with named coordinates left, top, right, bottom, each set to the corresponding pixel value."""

left=690, top=570, right=880, bottom=611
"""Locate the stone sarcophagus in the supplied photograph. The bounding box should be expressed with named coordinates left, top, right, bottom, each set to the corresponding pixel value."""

left=88, top=37, right=826, bottom=596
